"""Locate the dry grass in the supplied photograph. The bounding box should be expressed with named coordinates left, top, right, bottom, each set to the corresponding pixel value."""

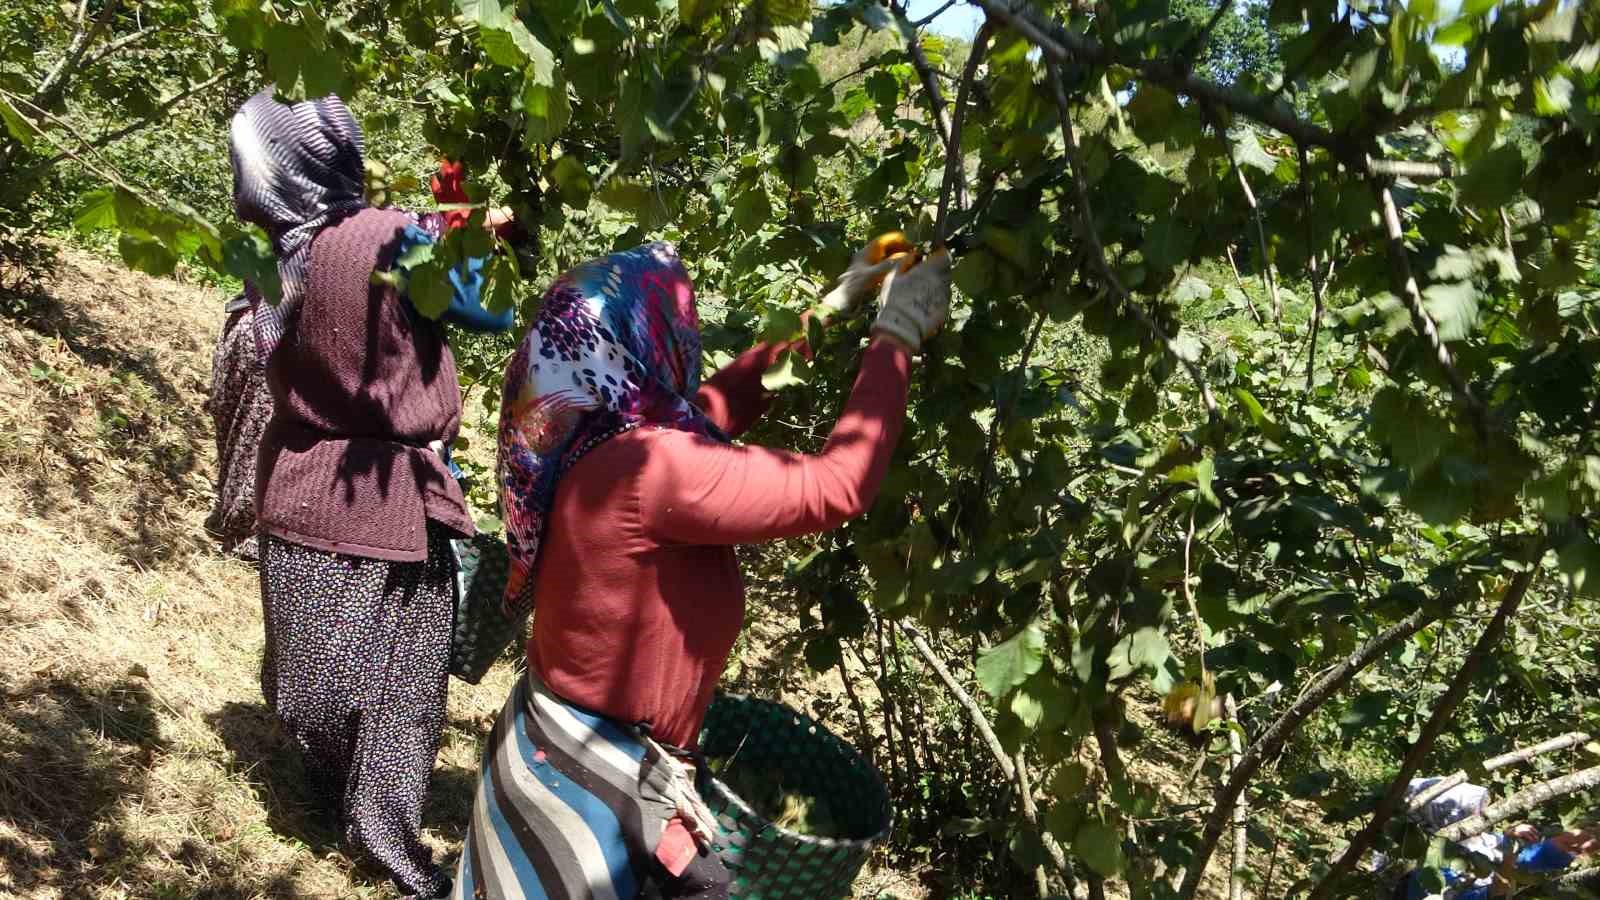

left=0, top=248, right=514, bottom=899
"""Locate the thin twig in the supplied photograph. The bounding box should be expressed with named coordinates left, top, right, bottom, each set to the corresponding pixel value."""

left=892, top=2, right=952, bottom=152
left=972, top=0, right=1348, bottom=157
left=19, top=68, right=241, bottom=181
left=1224, top=244, right=1265, bottom=326
left=1044, top=59, right=1218, bottom=418
left=1299, top=142, right=1328, bottom=404
left=1180, top=501, right=1212, bottom=689
left=1373, top=182, right=1489, bottom=434
left=1177, top=603, right=1446, bottom=899
left=1178, top=0, right=1236, bottom=74
left=899, top=622, right=1071, bottom=882
left=1498, top=207, right=1522, bottom=280
left=30, top=0, right=122, bottom=111
left=1224, top=694, right=1247, bottom=900
left=914, top=0, right=961, bottom=27
left=79, top=24, right=165, bottom=71
left=935, top=22, right=993, bottom=242
left=1308, top=553, right=1545, bottom=900
left=978, top=311, right=1046, bottom=504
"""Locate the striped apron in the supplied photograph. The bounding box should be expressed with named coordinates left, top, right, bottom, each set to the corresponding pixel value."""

left=453, top=671, right=727, bottom=899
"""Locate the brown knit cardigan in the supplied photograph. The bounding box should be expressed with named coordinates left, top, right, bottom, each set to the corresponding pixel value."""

left=255, top=207, right=474, bottom=561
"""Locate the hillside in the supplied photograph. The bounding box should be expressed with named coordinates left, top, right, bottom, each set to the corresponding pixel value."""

left=0, top=247, right=516, bottom=898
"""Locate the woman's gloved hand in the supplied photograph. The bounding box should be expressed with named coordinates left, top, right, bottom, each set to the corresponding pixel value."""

left=818, top=232, right=917, bottom=322
left=871, top=248, right=952, bottom=354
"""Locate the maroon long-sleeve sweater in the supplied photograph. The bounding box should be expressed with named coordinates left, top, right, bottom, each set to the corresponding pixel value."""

left=530, top=334, right=911, bottom=748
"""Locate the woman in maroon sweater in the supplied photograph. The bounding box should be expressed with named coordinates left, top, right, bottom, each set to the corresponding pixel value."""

left=454, top=239, right=950, bottom=898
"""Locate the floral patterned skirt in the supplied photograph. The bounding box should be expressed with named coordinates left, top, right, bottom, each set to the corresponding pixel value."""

left=205, top=303, right=273, bottom=559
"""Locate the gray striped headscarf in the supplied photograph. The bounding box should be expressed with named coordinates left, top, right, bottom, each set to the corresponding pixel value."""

left=228, top=88, right=368, bottom=358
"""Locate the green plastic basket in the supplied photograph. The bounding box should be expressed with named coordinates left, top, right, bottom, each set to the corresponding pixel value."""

left=696, top=694, right=892, bottom=900
left=448, top=533, right=524, bottom=685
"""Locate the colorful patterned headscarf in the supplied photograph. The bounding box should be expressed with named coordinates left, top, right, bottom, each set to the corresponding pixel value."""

left=228, top=88, right=368, bottom=359
left=497, top=242, right=725, bottom=613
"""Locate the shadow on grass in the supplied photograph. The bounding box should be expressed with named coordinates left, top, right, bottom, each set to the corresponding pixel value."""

left=0, top=673, right=313, bottom=898
left=0, top=272, right=211, bottom=572
left=208, top=700, right=482, bottom=880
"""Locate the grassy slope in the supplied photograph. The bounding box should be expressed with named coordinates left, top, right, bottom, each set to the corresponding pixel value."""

left=0, top=247, right=516, bottom=899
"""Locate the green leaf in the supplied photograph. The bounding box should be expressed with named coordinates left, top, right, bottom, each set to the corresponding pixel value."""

left=394, top=237, right=437, bottom=272
left=485, top=255, right=516, bottom=316
left=803, top=636, right=842, bottom=671
left=679, top=0, right=711, bottom=23
left=1230, top=128, right=1277, bottom=174
left=0, top=95, right=39, bottom=147
left=1126, top=626, right=1170, bottom=672
left=523, top=65, right=571, bottom=145
left=1051, top=761, right=1089, bottom=799
left=1195, top=455, right=1218, bottom=507
left=760, top=349, right=811, bottom=390
left=976, top=622, right=1046, bottom=698
left=461, top=0, right=558, bottom=70
left=117, top=234, right=177, bottom=277
left=1456, top=143, right=1525, bottom=209
left=549, top=155, right=593, bottom=207
left=74, top=188, right=118, bottom=233
left=1338, top=691, right=1393, bottom=744
left=1421, top=281, right=1479, bottom=341
left=1143, top=218, right=1196, bottom=271
left=1533, top=75, right=1573, bottom=117
left=1011, top=686, right=1044, bottom=729
left=730, top=187, right=771, bottom=234
left=1074, top=820, right=1124, bottom=877
left=408, top=262, right=454, bottom=319
left=1433, top=19, right=1474, bottom=47
left=1558, top=534, right=1600, bottom=596
left=597, top=178, right=670, bottom=228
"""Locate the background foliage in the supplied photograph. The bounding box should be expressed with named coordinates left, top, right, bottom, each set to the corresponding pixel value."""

left=4, top=0, right=1600, bottom=897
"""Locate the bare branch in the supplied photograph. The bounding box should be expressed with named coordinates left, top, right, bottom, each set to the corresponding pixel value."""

left=1178, top=604, right=1444, bottom=899
left=1044, top=59, right=1218, bottom=419
left=913, top=0, right=961, bottom=27
left=1299, top=142, right=1328, bottom=403
left=1308, top=558, right=1544, bottom=900
left=1223, top=244, right=1265, bottom=326
left=1555, top=865, right=1600, bottom=890
left=1224, top=694, right=1247, bottom=900
left=892, top=5, right=952, bottom=152
left=899, top=622, right=1071, bottom=884
left=21, top=68, right=241, bottom=180
left=972, top=0, right=1349, bottom=157
left=1365, top=156, right=1452, bottom=181
left=79, top=24, right=163, bottom=71
left=1178, top=0, right=1235, bottom=74
left=1435, top=765, right=1600, bottom=844
left=1373, top=183, right=1490, bottom=433
left=936, top=21, right=993, bottom=243
left=31, top=0, right=123, bottom=112
left=1202, top=105, right=1282, bottom=324
left=1408, top=731, right=1593, bottom=813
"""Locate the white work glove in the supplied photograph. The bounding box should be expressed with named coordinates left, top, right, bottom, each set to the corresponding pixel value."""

left=817, top=233, right=916, bottom=322
left=870, top=248, right=952, bottom=353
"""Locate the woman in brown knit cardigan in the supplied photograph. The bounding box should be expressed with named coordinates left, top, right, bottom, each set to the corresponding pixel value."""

left=229, top=88, right=509, bottom=899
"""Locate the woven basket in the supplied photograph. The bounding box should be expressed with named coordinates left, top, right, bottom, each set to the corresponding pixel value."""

left=448, top=533, right=524, bottom=684
left=696, top=694, right=891, bottom=900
